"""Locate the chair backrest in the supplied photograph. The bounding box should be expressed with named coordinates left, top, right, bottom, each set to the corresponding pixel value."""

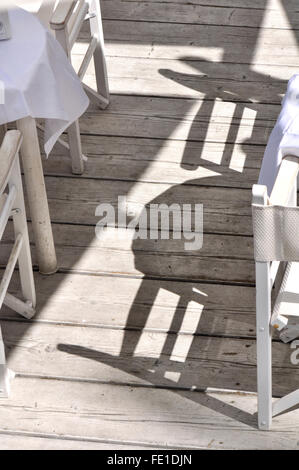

left=0, top=130, right=36, bottom=319
left=0, top=130, right=23, bottom=310
left=252, top=155, right=299, bottom=262
left=17, top=0, right=88, bottom=38
left=0, top=130, right=36, bottom=398
left=15, top=1, right=57, bottom=28
left=0, top=130, right=22, bottom=195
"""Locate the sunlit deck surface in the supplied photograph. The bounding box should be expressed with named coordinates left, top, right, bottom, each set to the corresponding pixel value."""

left=2, top=0, right=299, bottom=450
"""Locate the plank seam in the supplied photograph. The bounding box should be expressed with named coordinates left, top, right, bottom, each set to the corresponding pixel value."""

left=0, top=429, right=193, bottom=450
left=14, top=372, right=261, bottom=395
left=102, top=17, right=299, bottom=31
left=0, top=316, right=258, bottom=340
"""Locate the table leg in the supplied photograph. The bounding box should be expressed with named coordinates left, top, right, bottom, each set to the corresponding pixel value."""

left=16, top=117, right=57, bottom=275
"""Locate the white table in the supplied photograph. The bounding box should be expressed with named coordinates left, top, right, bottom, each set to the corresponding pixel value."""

left=0, top=8, right=89, bottom=274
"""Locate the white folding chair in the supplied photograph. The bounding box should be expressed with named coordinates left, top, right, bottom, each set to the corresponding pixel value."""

left=252, top=154, right=299, bottom=429
left=51, top=0, right=109, bottom=174
left=21, top=0, right=110, bottom=174
left=0, top=130, right=36, bottom=397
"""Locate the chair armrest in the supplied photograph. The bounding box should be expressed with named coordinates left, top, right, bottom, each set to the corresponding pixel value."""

left=0, top=131, right=22, bottom=194
left=50, top=0, right=77, bottom=30
left=270, top=155, right=299, bottom=206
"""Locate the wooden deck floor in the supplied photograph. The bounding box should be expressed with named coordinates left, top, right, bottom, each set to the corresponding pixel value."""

left=2, top=0, right=299, bottom=449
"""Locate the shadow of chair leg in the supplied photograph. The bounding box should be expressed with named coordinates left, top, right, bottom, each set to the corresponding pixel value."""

left=57, top=344, right=258, bottom=429
left=119, top=281, right=160, bottom=357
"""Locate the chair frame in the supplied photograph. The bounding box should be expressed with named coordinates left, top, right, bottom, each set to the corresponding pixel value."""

left=0, top=130, right=36, bottom=397
left=50, top=0, right=109, bottom=174
left=253, top=155, right=299, bottom=430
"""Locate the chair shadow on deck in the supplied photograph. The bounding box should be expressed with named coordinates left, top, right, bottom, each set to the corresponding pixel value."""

left=56, top=169, right=259, bottom=430
left=58, top=344, right=258, bottom=429
left=53, top=47, right=299, bottom=429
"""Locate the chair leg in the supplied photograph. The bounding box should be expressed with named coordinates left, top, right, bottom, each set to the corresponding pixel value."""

left=9, top=157, right=36, bottom=310
left=67, top=120, right=84, bottom=175
left=88, top=0, right=110, bottom=108
left=0, top=328, right=14, bottom=398
left=0, top=328, right=8, bottom=397
left=55, top=28, right=85, bottom=175
left=256, top=261, right=272, bottom=430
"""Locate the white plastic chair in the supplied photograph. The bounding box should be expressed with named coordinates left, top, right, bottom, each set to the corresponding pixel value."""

left=0, top=130, right=36, bottom=397
left=22, top=0, right=110, bottom=174
left=252, top=154, right=299, bottom=429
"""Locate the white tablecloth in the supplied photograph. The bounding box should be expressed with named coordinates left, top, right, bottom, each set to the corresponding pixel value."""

left=0, top=7, right=89, bottom=155
left=258, top=74, right=299, bottom=193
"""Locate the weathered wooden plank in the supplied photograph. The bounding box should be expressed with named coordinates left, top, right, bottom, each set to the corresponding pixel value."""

left=0, top=433, right=154, bottom=450
left=0, top=271, right=256, bottom=337
left=0, top=320, right=294, bottom=397
left=100, top=0, right=299, bottom=29
left=1, top=222, right=254, bottom=283
left=43, top=136, right=263, bottom=189
left=2, top=167, right=256, bottom=283
left=78, top=99, right=274, bottom=146
left=83, top=93, right=279, bottom=124
left=42, top=176, right=248, bottom=219
left=40, top=174, right=254, bottom=229
left=119, top=0, right=298, bottom=9
left=78, top=111, right=269, bottom=146
left=43, top=94, right=267, bottom=189
left=42, top=177, right=253, bottom=235
left=77, top=55, right=289, bottom=103
left=1, top=377, right=299, bottom=449
left=77, top=21, right=299, bottom=67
